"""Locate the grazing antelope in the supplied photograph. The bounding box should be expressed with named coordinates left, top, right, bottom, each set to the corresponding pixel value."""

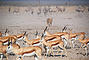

left=0, top=42, right=20, bottom=60
left=46, top=18, right=53, bottom=27
left=40, top=34, right=67, bottom=56
left=7, top=44, right=43, bottom=60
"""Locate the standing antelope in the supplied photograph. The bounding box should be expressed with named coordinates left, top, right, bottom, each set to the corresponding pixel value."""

left=78, top=37, right=89, bottom=56
left=43, top=27, right=68, bottom=47
left=43, top=26, right=68, bottom=36
left=46, top=18, right=53, bottom=27
left=0, top=42, right=20, bottom=60
left=61, top=32, right=86, bottom=48
left=23, top=33, right=62, bottom=47
left=0, top=32, right=26, bottom=45
left=7, top=44, right=43, bottom=60
left=40, top=34, right=67, bottom=56
left=23, top=34, right=41, bottom=46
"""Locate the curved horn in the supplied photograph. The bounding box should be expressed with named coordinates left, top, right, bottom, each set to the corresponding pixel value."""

left=24, top=31, right=26, bottom=35
left=41, top=33, right=44, bottom=40
left=35, top=30, right=38, bottom=36
left=26, top=33, right=29, bottom=36
left=5, top=29, right=8, bottom=33
left=44, top=26, right=48, bottom=33
left=62, top=25, right=67, bottom=32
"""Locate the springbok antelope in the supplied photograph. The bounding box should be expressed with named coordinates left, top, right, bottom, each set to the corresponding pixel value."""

left=46, top=18, right=53, bottom=27
left=7, top=44, right=43, bottom=60
left=39, top=27, right=62, bottom=41
left=7, top=31, right=26, bottom=45
left=23, top=34, right=41, bottom=46
left=0, top=42, right=20, bottom=60
left=61, top=32, right=86, bottom=48
left=43, top=26, right=68, bottom=36
left=0, top=35, right=18, bottom=45
left=0, top=32, right=26, bottom=45
left=40, top=34, right=67, bottom=56
left=44, top=30, right=68, bottom=45
left=23, top=33, right=62, bottom=47
left=43, top=27, right=68, bottom=47
left=16, top=32, right=26, bottom=40
left=78, top=37, right=89, bottom=56
left=44, top=35, right=62, bottom=42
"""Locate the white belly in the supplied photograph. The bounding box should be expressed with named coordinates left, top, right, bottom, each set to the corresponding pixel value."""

left=52, top=44, right=59, bottom=48
left=72, top=38, right=76, bottom=40
left=33, top=43, right=41, bottom=46
left=87, top=43, right=89, bottom=45
left=3, top=42, right=8, bottom=45
left=23, top=52, right=35, bottom=57
left=18, top=37, right=23, bottom=40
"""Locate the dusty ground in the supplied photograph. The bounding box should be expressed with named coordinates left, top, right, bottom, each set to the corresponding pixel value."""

left=0, top=6, right=89, bottom=60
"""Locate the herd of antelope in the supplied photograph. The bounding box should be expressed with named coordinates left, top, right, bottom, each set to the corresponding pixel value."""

left=0, top=25, right=89, bottom=60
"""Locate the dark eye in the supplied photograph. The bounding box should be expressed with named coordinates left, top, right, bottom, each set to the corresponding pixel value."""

left=8, top=46, right=10, bottom=49
left=23, top=36, right=24, bottom=38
